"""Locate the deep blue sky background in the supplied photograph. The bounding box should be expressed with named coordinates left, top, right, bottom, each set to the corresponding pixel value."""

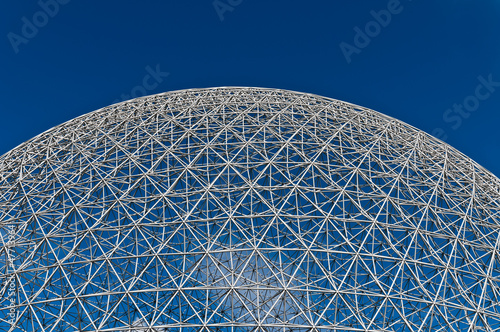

left=1, top=1, right=499, bottom=175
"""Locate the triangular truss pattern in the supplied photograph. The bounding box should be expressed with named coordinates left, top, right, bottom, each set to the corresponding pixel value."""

left=1, top=87, right=500, bottom=331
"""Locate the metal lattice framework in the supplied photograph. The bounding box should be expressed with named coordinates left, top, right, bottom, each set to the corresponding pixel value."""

left=1, top=87, right=500, bottom=332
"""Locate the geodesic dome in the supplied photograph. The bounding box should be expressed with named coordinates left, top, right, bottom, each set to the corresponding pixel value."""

left=1, top=87, right=500, bottom=331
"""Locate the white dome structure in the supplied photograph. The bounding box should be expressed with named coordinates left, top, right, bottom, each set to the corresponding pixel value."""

left=1, top=87, right=500, bottom=331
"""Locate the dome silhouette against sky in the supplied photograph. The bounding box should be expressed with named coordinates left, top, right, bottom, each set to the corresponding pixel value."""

left=1, top=87, right=500, bottom=331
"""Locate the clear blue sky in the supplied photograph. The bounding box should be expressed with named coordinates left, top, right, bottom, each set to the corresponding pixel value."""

left=1, top=0, right=499, bottom=175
